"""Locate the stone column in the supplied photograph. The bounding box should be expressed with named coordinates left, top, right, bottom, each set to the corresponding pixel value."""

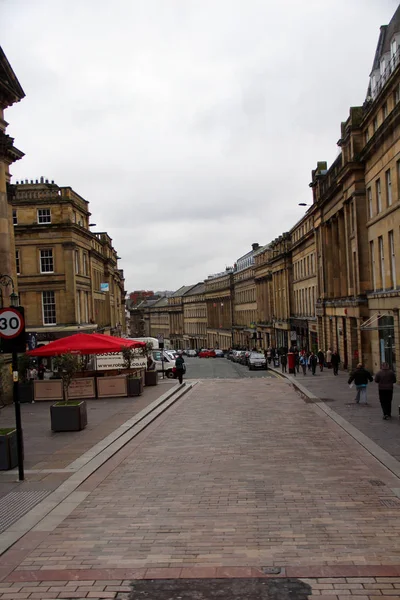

left=325, top=223, right=333, bottom=298
left=332, top=217, right=341, bottom=298
left=338, top=210, right=347, bottom=297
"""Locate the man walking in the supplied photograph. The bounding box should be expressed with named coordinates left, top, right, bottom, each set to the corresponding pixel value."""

left=375, top=362, right=396, bottom=419
left=348, top=363, right=373, bottom=404
left=280, top=353, right=287, bottom=373
left=331, top=350, right=340, bottom=375
left=175, top=354, right=185, bottom=384
left=309, top=352, right=318, bottom=375
left=317, top=349, right=325, bottom=372
left=300, top=353, right=307, bottom=376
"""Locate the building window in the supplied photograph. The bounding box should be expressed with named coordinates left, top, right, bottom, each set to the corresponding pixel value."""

left=386, top=169, right=392, bottom=206
left=392, top=38, right=397, bottom=60
left=37, top=208, right=51, bottom=224
left=365, top=129, right=370, bottom=144
left=370, top=241, right=376, bottom=291
left=395, top=84, right=400, bottom=105
left=367, top=187, right=373, bottom=218
left=42, top=291, right=56, bottom=325
left=12, top=209, right=17, bottom=226
left=75, top=250, right=79, bottom=274
left=376, top=179, right=382, bottom=213
left=382, top=102, right=388, bottom=120
left=40, top=249, right=54, bottom=273
left=73, top=211, right=77, bottom=223
left=389, top=230, right=396, bottom=289
left=379, top=236, right=385, bottom=290
left=83, top=253, right=88, bottom=276
left=15, top=250, right=20, bottom=275
left=373, top=116, right=378, bottom=133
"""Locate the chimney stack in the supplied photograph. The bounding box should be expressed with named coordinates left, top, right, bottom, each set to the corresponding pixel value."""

left=252, top=243, right=259, bottom=251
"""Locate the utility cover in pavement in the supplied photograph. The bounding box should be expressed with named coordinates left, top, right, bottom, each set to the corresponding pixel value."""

left=119, top=578, right=312, bottom=600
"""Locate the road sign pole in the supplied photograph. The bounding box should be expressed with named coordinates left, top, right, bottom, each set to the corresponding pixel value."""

left=12, top=350, right=24, bottom=481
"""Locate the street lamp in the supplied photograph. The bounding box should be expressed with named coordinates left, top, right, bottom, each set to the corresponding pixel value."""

left=0, top=274, right=24, bottom=480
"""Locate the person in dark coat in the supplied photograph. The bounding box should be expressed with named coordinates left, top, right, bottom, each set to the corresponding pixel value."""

left=317, top=349, right=325, bottom=372
left=348, top=363, right=373, bottom=404
left=309, top=352, right=318, bottom=375
left=375, top=363, right=396, bottom=419
left=280, top=353, right=287, bottom=373
left=175, top=355, right=185, bottom=384
left=331, top=351, right=340, bottom=375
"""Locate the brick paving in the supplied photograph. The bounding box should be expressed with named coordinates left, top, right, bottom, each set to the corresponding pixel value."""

left=276, top=368, right=400, bottom=462
left=1, top=377, right=400, bottom=598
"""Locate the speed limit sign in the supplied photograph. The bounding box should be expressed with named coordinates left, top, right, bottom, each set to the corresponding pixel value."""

left=0, top=309, right=25, bottom=339
left=0, top=307, right=26, bottom=353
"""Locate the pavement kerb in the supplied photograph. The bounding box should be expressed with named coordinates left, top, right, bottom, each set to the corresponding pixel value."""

left=268, top=364, right=400, bottom=485
left=0, top=381, right=196, bottom=556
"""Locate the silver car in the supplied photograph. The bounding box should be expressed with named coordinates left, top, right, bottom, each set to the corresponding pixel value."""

left=248, top=352, right=267, bottom=370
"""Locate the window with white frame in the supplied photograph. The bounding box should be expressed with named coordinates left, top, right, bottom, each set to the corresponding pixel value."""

left=389, top=230, right=396, bottom=289
left=379, top=236, right=385, bottom=290
left=392, top=39, right=397, bottom=59
left=40, top=249, right=54, bottom=273
left=12, top=209, right=17, bottom=226
left=367, top=187, right=373, bottom=218
left=376, top=179, right=382, bottom=213
left=37, top=208, right=51, bottom=224
left=15, top=250, right=20, bottom=275
left=386, top=169, right=392, bottom=206
left=380, top=58, right=386, bottom=77
left=42, top=291, right=56, bottom=325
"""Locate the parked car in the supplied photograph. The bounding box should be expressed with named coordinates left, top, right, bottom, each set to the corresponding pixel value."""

left=239, top=351, right=250, bottom=365
left=233, top=351, right=246, bottom=363
left=186, top=349, right=197, bottom=357
left=214, top=349, right=224, bottom=358
left=198, top=349, right=216, bottom=358
left=248, top=352, right=267, bottom=370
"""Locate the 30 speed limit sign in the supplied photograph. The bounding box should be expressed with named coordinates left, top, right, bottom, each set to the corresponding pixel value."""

left=0, top=308, right=25, bottom=339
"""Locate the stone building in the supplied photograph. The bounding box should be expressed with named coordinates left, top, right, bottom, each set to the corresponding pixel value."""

left=254, top=244, right=274, bottom=349
left=0, top=47, right=24, bottom=298
left=182, top=282, right=207, bottom=350
left=149, top=296, right=170, bottom=342
left=232, top=244, right=259, bottom=348
left=269, top=234, right=292, bottom=350
left=361, top=5, right=400, bottom=372
left=205, top=269, right=234, bottom=349
left=12, top=180, right=125, bottom=341
left=290, top=209, right=318, bottom=351
left=169, top=285, right=196, bottom=349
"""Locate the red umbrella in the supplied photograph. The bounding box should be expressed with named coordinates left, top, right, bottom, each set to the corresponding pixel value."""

left=27, top=333, right=145, bottom=357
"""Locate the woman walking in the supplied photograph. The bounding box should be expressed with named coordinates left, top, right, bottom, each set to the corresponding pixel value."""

left=348, top=363, right=373, bottom=404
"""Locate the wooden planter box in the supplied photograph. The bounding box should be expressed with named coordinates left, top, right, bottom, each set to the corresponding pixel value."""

left=50, top=401, right=88, bottom=432
left=19, top=382, right=34, bottom=403
left=97, top=376, right=127, bottom=398
left=34, top=380, right=63, bottom=402
left=127, top=377, right=143, bottom=396
left=145, top=370, right=158, bottom=386
left=0, top=429, right=18, bottom=470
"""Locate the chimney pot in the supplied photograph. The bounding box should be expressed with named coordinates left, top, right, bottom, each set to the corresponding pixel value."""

left=36, top=179, right=39, bottom=184
left=45, top=179, right=49, bottom=183
left=252, top=242, right=259, bottom=251
left=40, top=177, right=44, bottom=183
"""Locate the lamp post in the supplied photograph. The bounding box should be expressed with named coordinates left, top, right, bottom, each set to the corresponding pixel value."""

left=0, top=275, right=24, bottom=481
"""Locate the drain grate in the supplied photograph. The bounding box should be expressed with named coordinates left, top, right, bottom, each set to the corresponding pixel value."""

left=380, top=497, right=400, bottom=508
left=261, top=567, right=282, bottom=575
left=0, top=489, right=51, bottom=533
left=369, top=479, right=386, bottom=487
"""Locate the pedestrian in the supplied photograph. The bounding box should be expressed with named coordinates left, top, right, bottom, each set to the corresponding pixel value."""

left=309, top=352, right=318, bottom=375
left=267, top=346, right=272, bottom=364
left=295, top=351, right=300, bottom=373
left=280, top=353, right=287, bottom=373
left=375, top=362, right=396, bottom=419
left=317, top=349, right=325, bottom=372
left=348, top=363, right=373, bottom=404
left=331, top=350, right=340, bottom=375
left=300, top=353, right=307, bottom=376
left=326, top=348, right=332, bottom=369
left=38, top=363, right=46, bottom=380
left=175, top=354, right=185, bottom=384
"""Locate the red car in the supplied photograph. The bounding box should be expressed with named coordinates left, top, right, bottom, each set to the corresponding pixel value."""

left=198, top=349, right=216, bottom=358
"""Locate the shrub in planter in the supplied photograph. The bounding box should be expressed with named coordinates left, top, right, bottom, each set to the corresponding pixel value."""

left=18, top=354, right=34, bottom=403
left=51, top=353, right=87, bottom=432
left=0, top=428, right=18, bottom=470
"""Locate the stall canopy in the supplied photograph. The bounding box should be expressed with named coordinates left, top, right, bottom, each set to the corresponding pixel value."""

left=27, top=333, right=146, bottom=357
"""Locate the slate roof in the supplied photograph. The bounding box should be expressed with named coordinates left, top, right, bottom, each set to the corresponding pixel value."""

left=184, top=282, right=205, bottom=296
left=370, top=5, right=400, bottom=74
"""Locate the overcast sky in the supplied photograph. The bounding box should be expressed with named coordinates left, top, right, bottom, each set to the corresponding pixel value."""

left=2, top=0, right=397, bottom=293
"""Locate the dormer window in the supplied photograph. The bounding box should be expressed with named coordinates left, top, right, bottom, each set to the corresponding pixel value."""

left=380, top=58, right=386, bottom=77
left=391, top=39, right=397, bottom=60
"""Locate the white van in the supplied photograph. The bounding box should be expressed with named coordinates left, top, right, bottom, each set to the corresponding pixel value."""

left=151, top=349, right=176, bottom=378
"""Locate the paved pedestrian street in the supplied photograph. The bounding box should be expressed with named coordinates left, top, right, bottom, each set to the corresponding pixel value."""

left=2, top=377, right=400, bottom=598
